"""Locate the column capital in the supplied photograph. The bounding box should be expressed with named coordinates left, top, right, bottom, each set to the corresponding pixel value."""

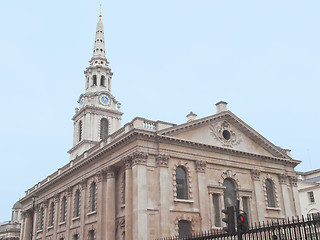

left=106, top=166, right=116, bottom=179
left=277, top=173, right=287, bottom=185
left=195, top=160, right=207, bottom=173
left=288, top=175, right=298, bottom=187
left=250, top=169, right=261, bottom=181
left=43, top=199, right=49, bottom=209
left=67, top=187, right=73, bottom=198
left=96, top=170, right=106, bottom=183
left=123, top=156, right=132, bottom=169
left=131, top=151, right=148, bottom=166
left=80, top=178, right=88, bottom=191
left=155, top=154, right=170, bottom=167
left=54, top=193, right=60, bottom=204
left=23, top=210, right=33, bottom=218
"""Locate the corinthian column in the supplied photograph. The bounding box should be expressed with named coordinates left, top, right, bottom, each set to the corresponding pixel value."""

left=250, top=169, right=264, bottom=222
left=22, top=210, right=32, bottom=240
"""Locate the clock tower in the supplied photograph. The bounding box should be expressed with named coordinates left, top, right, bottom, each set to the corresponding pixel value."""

left=68, top=11, right=123, bottom=160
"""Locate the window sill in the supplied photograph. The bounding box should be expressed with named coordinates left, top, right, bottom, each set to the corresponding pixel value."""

left=72, top=216, right=80, bottom=221
left=36, top=230, right=43, bottom=234
left=58, top=221, right=66, bottom=226
left=47, top=226, right=53, bottom=230
left=87, top=211, right=97, bottom=216
left=121, top=204, right=125, bottom=209
left=266, top=207, right=281, bottom=211
left=309, top=202, right=316, bottom=205
left=174, top=199, right=194, bottom=204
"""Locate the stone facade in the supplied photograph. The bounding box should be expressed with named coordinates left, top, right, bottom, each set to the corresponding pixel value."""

left=18, top=14, right=302, bottom=240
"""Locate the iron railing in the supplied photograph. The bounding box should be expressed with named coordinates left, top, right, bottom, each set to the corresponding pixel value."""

left=156, top=213, right=320, bottom=240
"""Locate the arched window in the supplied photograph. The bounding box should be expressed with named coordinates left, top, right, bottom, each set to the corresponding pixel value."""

left=100, top=118, right=109, bottom=140
left=74, top=189, right=80, bottom=217
left=176, top=166, right=188, bottom=200
left=89, top=230, right=95, bottom=240
left=38, top=207, right=44, bottom=230
left=78, top=121, right=82, bottom=142
left=61, top=196, right=67, bottom=222
left=223, top=178, right=237, bottom=208
left=265, top=179, right=276, bottom=207
left=49, top=202, right=54, bottom=227
left=178, top=220, right=191, bottom=238
left=93, top=75, right=97, bottom=86
left=90, top=182, right=97, bottom=212
left=100, top=75, right=105, bottom=86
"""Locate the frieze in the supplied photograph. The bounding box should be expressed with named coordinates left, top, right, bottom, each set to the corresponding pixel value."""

left=195, top=160, right=207, bottom=173
left=155, top=154, right=170, bottom=167
left=250, top=169, right=261, bottom=181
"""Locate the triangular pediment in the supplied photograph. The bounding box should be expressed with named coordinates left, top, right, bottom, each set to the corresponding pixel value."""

left=158, top=111, right=290, bottom=159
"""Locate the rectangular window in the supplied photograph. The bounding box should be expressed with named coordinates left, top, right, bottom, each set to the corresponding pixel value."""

left=242, top=197, right=250, bottom=224
left=308, top=191, right=315, bottom=203
left=213, top=194, right=221, bottom=227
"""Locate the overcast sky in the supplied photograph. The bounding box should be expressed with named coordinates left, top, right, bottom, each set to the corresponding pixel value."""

left=0, top=0, right=319, bottom=221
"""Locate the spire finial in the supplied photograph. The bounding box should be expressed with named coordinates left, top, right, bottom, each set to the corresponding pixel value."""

left=99, top=2, right=102, bottom=21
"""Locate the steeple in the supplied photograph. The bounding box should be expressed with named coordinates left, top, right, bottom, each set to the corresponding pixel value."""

left=68, top=8, right=123, bottom=160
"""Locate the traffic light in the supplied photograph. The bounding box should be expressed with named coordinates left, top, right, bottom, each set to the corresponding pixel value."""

left=222, top=206, right=235, bottom=234
left=237, top=212, right=249, bottom=233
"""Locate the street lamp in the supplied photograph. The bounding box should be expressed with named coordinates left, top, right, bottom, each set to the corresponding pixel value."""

left=30, top=194, right=37, bottom=240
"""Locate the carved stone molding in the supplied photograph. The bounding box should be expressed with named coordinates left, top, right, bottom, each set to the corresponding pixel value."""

left=289, top=175, right=298, bottom=187
left=131, top=151, right=148, bottom=166
left=23, top=210, right=32, bottom=218
left=106, top=166, right=116, bottom=179
left=277, top=173, right=287, bottom=185
left=219, top=169, right=240, bottom=188
left=155, top=154, right=170, bottom=167
left=195, top=160, right=207, bottom=173
left=250, top=169, right=261, bottom=181
left=210, top=120, right=242, bottom=148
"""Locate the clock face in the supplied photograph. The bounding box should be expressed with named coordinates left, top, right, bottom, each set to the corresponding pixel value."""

left=99, top=94, right=110, bottom=106
left=79, top=97, right=85, bottom=108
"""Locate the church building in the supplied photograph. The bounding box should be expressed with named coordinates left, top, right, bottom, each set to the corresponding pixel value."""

left=19, top=12, right=301, bottom=240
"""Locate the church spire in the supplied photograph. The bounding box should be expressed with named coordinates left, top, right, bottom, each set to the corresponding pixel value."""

left=92, top=5, right=106, bottom=60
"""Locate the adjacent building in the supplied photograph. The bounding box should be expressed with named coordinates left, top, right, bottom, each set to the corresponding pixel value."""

left=18, top=13, right=302, bottom=240
left=296, top=169, right=320, bottom=216
left=0, top=202, right=23, bottom=240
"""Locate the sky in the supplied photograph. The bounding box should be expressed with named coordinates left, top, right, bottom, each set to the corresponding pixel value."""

left=0, top=0, right=319, bottom=222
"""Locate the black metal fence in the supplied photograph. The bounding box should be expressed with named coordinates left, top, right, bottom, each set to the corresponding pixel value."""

left=156, top=213, right=320, bottom=240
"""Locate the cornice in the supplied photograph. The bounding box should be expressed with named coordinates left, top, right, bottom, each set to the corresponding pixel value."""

left=72, top=105, right=123, bottom=121
left=20, top=127, right=300, bottom=204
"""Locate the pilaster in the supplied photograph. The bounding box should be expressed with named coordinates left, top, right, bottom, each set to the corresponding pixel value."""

left=289, top=175, right=301, bottom=216
left=155, top=154, right=170, bottom=237
left=195, top=160, right=210, bottom=231
left=53, top=194, right=60, bottom=240
left=42, top=200, right=48, bottom=240
left=277, top=173, right=292, bottom=217
left=250, top=169, right=264, bottom=222
left=96, top=170, right=106, bottom=240
left=105, top=166, right=116, bottom=240
left=124, top=156, right=132, bottom=240
left=66, top=187, right=73, bottom=239
left=131, top=151, right=148, bottom=240
left=22, top=210, right=32, bottom=240
left=80, top=178, right=88, bottom=238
